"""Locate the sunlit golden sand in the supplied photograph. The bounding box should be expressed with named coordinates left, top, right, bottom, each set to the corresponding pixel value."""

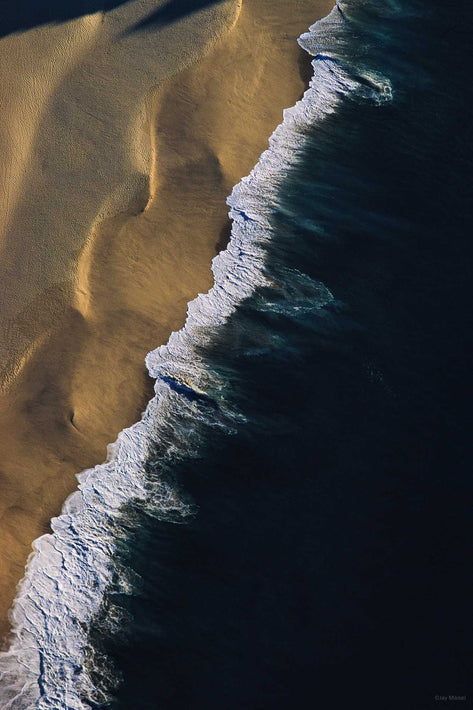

left=0, top=0, right=333, bottom=638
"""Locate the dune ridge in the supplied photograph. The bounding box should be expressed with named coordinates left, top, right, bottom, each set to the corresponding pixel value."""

left=0, top=0, right=333, bottom=640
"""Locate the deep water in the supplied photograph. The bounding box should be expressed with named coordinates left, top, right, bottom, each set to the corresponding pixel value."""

left=72, top=1, right=473, bottom=708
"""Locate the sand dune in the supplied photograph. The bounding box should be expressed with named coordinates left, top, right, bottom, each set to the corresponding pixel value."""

left=0, top=0, right=333, bottom=638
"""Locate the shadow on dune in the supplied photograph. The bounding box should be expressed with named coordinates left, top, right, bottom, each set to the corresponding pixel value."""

left=0, top=0, right=130, bottom=38
left=0, top=0, right=226, bottom=39
left=127, top=0, right=225, bottom=32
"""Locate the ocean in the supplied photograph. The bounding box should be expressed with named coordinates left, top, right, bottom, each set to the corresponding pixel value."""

left=1, top=0, right=473, bottom=707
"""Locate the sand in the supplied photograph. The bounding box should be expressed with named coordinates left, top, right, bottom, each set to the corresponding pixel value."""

left=0, top=0, right=333, bottom=638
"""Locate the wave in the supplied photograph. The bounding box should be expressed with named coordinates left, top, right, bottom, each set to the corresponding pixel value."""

left=0, top=3, right=392, bottom=707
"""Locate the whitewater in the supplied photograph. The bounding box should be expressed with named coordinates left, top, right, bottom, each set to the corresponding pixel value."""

left=0, top=3, right=392, bottom=707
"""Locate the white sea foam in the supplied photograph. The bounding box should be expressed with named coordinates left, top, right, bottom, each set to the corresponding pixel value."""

left=0, top=5, right=392, bottom=707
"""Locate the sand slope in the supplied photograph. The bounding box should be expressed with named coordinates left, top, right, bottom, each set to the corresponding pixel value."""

left=0, top=0, right=333, bottom=637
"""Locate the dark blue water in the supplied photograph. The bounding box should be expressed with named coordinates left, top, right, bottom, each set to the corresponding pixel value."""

left=94, top=2, right=473, bottom=708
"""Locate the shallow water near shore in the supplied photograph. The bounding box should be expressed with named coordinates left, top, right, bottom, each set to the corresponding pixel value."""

left=2, top=0, right=473, bottom=706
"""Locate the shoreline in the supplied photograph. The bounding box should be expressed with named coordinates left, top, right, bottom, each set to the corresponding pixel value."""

left=0, top=0, right=333, bottom=640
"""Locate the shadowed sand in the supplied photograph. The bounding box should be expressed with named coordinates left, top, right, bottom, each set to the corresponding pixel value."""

left=0, top=0, right=333, bottom=638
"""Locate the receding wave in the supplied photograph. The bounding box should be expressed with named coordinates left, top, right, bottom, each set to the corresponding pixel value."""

left=0, top=4, right=392, bottom=707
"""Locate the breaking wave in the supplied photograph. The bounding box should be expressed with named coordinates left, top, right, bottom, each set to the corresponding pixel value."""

left=0, top=3, right=391, bottom=707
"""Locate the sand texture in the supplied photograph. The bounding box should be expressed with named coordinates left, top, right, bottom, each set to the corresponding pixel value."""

left=0, top=0, right=333, bottom=638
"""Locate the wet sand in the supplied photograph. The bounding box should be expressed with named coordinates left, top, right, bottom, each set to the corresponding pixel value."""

left=0, top=0, right=333, bottom=638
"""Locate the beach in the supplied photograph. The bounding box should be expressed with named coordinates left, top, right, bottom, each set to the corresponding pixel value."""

left=0, top=0, right=333, bottom=639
